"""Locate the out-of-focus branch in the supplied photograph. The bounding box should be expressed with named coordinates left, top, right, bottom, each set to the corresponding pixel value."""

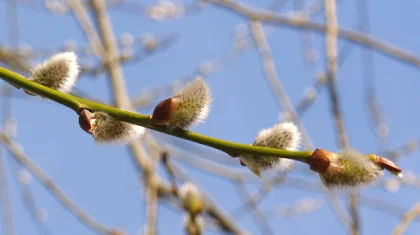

left=391, top=202, right=420, bottom=235
left=0, top=150, right=16, bottom=235
left=166, top=144, right=254, bottom=181
left=161, top=163, right=247, bottom=234
left=324, top=0, right=347, bottom=149
left=233, top=181, right=274, bottom=235
left=143, top=161, right=158, bottom=235
left=83, top=34, right=178, bottom=77
left=355, top=0, right=388, bottom=150
left=249, top=20, right=313, bottom=149
left=13, top=167, right=52, bottom=235
left=383, top=139, right=420, bottom=161
left=161, top=151, right=178, bottom=193
left=206, top=0, right=420, bottom=68
left=89, top=0, right=130, bottom=106
left=0, top=134, right=111, bottom=235
left=281, top=37, right=354, bottom=121
left=267, top=197, right=325, bottom=218
left=65, top=0, right=106, bottom=60
left=0, top=47, right=31, bottom=73
left=324, top=1, right=357, bottom=234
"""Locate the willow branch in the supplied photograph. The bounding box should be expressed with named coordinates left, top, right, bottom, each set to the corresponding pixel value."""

left=0, top=67, right=313, bottom=162
left=144, top=168, right=158, bottom=235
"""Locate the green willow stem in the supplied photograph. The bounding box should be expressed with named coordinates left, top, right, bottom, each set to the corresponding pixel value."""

left=0, top=66, right=312, bottom=162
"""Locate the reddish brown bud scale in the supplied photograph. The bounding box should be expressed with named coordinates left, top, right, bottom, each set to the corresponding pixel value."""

left=372, top=155, right=402, bottom=174
left=306, top=149, right=331, bottom=173
left=151, top=98, right=175, bottom=126
left=78, top=109, right=95, bottom=134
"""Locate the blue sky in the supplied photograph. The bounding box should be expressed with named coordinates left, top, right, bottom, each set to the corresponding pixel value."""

left=0, top=0, right=420, bottom=235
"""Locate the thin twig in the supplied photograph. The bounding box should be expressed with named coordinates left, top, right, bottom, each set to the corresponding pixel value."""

left=0, top=150, right=16, bottom=235
left=356, top=0, right=388, bottom=151
left=164, top=163, right=247, bottom=234
left=233, top=181, right=274, bottom=235
left=324, top=0, right=347, bottom=149
left=11, top=166, right=52, bottom=235
left=324, top=1, right=358, bottom=234
left=391, top=202, right=420, bottom=235
left=206, top=0, right=420, bottom=68
left=65, top=0, right=106, bottom=60
left=1, top=134, right=111, bottom=235
left=161, top=151, right=179, bottom=193
left=0, top=2, right=18, bottom=232
left=144, top=166, right=158, bottom=235
left=249, top=20, right=313, bottom=149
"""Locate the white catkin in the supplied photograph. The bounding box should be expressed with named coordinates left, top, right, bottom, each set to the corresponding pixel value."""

left=320, top=148, right=383, bottom=189
left=179, top=182, right=201, bottom=202
left=239, top=122, right=301, bottom=176
left=30, top=51, right=79, bottom=93
left=167, top=77, right=211, bottom=130
left=91, top=112, right=144, bottom=143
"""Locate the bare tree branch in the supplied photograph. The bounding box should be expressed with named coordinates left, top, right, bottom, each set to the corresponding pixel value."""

left=1, top=134, right=111, bottom=235
left=249, top=20, right=313, bottom=149
left=206, top=0, right=420, bottom=68
left=391, top=202, right=420, bottom=235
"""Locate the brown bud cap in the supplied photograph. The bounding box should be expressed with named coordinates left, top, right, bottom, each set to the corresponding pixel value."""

left=370, top=154, right=402, bottom=176
left=306, top=149, right=332, bottom=173
left=78, top=109, right=96, bottom=134
left=151, top=98, right=175, bottom=126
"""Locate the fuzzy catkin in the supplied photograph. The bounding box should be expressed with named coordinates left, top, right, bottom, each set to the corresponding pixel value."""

left=320, top=148, right=383, bottom=188
left=239, top=122, right=301, bottom=176
left=30, top=52, right=79, bottom=93
left=179, top=182, right=202, bottom=214
left=166, top=77, right=211, bottom=130
left=91, top=112, right=144, bottom=143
